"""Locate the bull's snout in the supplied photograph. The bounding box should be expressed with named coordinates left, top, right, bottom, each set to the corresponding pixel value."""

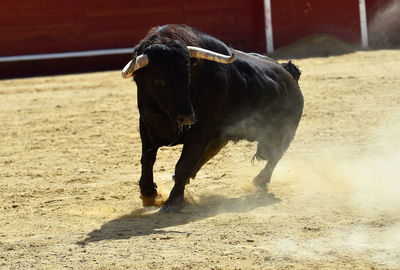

left=177, top=113, right=196, bottom=126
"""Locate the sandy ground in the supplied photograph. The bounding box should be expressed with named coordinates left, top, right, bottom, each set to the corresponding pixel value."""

left=1, top=49, right=400, bottom=269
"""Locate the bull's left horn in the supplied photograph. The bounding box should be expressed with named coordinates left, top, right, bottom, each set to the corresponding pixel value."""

left=122, top=54, right=149, bottom=79
left=187, top=46, right=236, bottom=64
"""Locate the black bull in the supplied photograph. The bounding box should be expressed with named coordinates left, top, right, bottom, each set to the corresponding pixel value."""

left=122, top=24, right=304, bottom=212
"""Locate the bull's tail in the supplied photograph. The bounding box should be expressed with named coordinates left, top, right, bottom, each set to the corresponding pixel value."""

left=281, top=61, right=301, bottom=82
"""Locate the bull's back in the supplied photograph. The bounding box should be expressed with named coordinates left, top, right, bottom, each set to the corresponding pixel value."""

left=228, top=51, right=302, bottom=111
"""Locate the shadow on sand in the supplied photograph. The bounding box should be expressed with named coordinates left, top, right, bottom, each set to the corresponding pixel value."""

left=78, top=192, right=279, bottom=245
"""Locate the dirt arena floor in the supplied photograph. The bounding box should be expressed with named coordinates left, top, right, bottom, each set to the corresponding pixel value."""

left=1, top=49, right=400, bottom=269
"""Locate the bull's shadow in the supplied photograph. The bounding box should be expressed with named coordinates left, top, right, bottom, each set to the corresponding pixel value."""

left=79, top=191, right=279, bottom=245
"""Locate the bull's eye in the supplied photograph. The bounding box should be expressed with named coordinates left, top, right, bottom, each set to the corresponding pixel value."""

left=154, top=79, right=166, bottom=87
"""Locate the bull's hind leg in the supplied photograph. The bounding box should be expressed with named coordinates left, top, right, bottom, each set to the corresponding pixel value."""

left=252, top=151, right=283, bottom=189
left=252, top=129, right=294, bottom=190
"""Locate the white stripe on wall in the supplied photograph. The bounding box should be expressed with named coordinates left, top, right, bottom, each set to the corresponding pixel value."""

left=264, top=0, right=274, bottom=53
left=0, top=48, right=133, bottom=63
left=358, top=0, right=369, bottom=48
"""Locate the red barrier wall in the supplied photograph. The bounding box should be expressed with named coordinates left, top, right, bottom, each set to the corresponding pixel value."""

left=0, top=0, right=397, bottom=77
left=366, top=0, right=391, bottom=19
left=0, top=0, right=265, bottom=57
left=270, top=0, right=361, bottom=48
left=1, top=0, right=395, bottom=57
left=269, top=0, right=397, bottom=49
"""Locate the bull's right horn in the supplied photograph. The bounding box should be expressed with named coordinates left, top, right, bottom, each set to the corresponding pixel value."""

left=122, top=54, right=149, bottom=79
left=187, top=46, right=236, bottom=64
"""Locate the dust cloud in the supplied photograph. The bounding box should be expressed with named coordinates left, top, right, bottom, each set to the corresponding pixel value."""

left=267, top=110, right=400, bottom=265
left=291, top=110, right=400, bottom=215
left=369, top=0, right=400, bottom=48
left=190, top=106, right=400, bottom=265
left=185, top=109, right=400, bottom=220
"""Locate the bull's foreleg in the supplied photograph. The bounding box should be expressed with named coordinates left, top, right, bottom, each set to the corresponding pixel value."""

left=138, top=118, right=163, bottom=207
left=139, top=146, right=161, bottom=206
left=160, top=143, right=207, bottom=213
left=189, top=138, right=227, bottom=180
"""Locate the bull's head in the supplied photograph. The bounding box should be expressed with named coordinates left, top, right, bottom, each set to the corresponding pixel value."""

left=122, top=42, right=235, bottom=133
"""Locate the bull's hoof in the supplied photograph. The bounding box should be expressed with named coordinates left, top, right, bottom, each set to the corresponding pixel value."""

left=140, top=192, right=166, bottom=207
left=159, top=196, right=184, bottom=213
left=252, top=177, right=269, bottom=192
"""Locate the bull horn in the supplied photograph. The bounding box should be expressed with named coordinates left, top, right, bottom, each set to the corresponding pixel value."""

left=187, top=46, right=236, bottom=64
left=122, top=54, right=149, bottom=79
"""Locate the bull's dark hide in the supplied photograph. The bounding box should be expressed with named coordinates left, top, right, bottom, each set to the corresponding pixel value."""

left=123, top=24, right=303, bottom=212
